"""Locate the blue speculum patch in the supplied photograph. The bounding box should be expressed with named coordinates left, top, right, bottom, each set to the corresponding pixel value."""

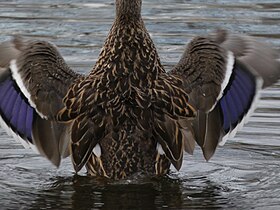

left=219, top=65, right=256, bottom=133
left=0, top=76, right=34, bottom=142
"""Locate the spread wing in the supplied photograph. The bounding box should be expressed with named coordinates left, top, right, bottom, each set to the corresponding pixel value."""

left=0, top=36, right=82, bottom=166
left=170, top=29, right=280, bottom=160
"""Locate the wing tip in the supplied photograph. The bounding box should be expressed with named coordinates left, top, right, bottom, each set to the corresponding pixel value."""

left=203, top=150, right=215, bottom=161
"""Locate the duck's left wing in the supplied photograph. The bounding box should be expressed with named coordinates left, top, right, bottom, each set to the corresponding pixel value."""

left=170, top=31, right=280, bottom=160
left=0, top=36, right=82, bottom=166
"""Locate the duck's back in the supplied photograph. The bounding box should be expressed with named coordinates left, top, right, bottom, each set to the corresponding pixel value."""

left=56, top=15, right=195, bottom=179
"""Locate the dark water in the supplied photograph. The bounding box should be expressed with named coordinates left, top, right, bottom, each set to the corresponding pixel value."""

left=1, top=0, right=280, bottom=209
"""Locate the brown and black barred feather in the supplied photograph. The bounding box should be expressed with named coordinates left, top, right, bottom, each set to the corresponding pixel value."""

left=170, top=37, right=229, bottom=159
left=57, top=1, right=196, bottom=178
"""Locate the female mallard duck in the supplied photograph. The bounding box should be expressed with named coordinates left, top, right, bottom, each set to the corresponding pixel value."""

left=0, top=0, right=279, bottom=179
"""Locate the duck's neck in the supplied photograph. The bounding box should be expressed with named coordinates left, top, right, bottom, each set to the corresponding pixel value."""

left=92, top=0, right=164, bottom=78
left=115, top=0, right=142, bottom=20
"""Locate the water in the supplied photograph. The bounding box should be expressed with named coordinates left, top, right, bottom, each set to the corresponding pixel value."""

left=0, top=0, right=280, bottom=209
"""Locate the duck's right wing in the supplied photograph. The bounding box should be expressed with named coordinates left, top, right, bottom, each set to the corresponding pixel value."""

left=0, top=36, right=83, bottom=166
left=170, top=30, right=280, bottom=160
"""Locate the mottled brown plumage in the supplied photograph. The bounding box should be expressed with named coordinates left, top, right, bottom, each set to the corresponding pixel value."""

left=170, top=37, right=229, bottom=160
left=57, top=0, right=195, bottom=179
left=0, top=0, right=279, bottom=180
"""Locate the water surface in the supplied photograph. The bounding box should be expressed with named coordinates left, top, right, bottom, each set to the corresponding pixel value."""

left=0, top=0, right=280, bottom=209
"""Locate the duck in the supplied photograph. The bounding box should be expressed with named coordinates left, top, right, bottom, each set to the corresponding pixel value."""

left=0, top=0, right=279, bottom=180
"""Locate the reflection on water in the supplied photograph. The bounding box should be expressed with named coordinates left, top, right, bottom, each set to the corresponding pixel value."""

left=0, top=0, right=280, bottom=209
left=10, top=174, right=233, bottom=209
